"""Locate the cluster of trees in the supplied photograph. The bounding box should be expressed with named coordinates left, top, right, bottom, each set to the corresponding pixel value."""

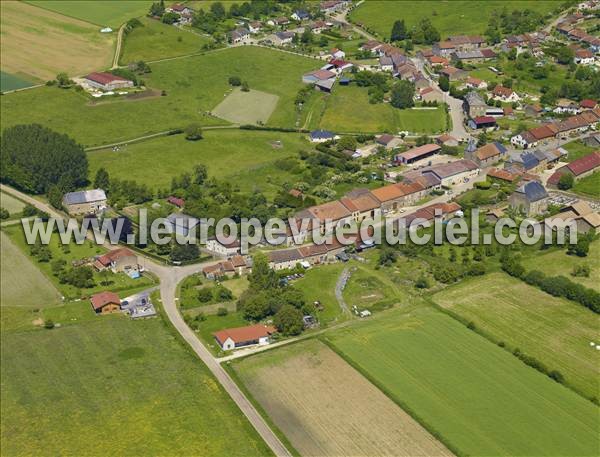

left=501, top=255, right=600, bottom=313
left=390, top=80, right=415, bottom=109
left=1, top=124, right=88, bottom=195
left=354, top=70, right=389, bottom=104
left=485, top=8, right=545, bottom=43
left=91, top=168, right=153, bottom=209
left=197, top=284, right=233, bottom=303
left=390, top=18, right=440, bottom=45
left=238, top=254, right=308, bottom=336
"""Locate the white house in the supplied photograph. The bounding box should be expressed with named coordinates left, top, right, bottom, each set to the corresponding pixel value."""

left=553, top=99, right=582, bottom=115
left=575, top=48, right=595, bottom=65
left=331, top=48, right=345, bottom=59
left=205, top=238, right=241, bottom=256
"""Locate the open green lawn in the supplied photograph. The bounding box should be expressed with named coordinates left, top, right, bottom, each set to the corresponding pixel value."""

left=212, top=88, right=280, bottom=125
left=26, top=0, right=153, bottom=27
left=573, top=172, right=600, bottom=198
left=1, top=313, right=272, bottom=456
left=325, top=305, right=600, bottom=456
left=433, top=272, right=600, bottom=400
left=2, top=224, right=155, bottom=300
left=0, top=192, right=26, bottom=215
left=349, top=1, right=561, bottom=40
left=88, top=129, right=308, bottom=191
left=0, top=231, right=61, bottom=309
left=318, top=85, right=447, bottom=134
left=521, top=242, right=600, bottom=291
left=1, top=47, right=320, bottom=146
left=120, top=17, right=212, bottom=65
left=562, top=140, right=598, bottom=162
left=293, top=263, right=347, bottom=324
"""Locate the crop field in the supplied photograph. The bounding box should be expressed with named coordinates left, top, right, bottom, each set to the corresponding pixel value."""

left=0, top=231, right=61, bottom=309
left=26, top=0, right=153, bottom=27
left=0, top=71, right=36, bottom=93
left=212, top=88, right=280, bottom=125
left=2, top=224, right=154, bottom=299
left=1, top=1, right=114, bottom=82
left=326, top=306, right=600, bottom=456
left=573, top=172, right=600, bottom=198
left=88, top=129, right=307, bottom=190
left=433, top=272, right=600, bottom=399
left=119, top=17, right=211, bottom=65
left=0, top=192, right=26, bottom=215
left=349, top=1, right=560, bottom=39
left=233, top=339, right=452, bottom=456
left=318, top=85, right=446, bottom=133
left=1, top=47, right=320, bottom=146
left=1, top=315, right=271, bottom=456
left=521, top=243, right=600, bottom=291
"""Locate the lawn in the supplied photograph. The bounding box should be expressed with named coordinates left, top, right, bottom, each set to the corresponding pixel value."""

left=1, top=1, right=114, bottom=82
left=2, top=224, right=155, bottom=300
left=325, top=305, right=600, bottom=457
left=1, top=47, right=320, bottom=146
left=349, top=1, right=561, bottom=40
left=293, top=263, right=347, bottom=324
left=212, top=88, right=280, bottom=125
left=233, top=339, right=452, bottom=457
left=562, top=140, right=597, bottom=162
left=521, top=242, right=600, bottom=291
left=26, top=0, right=153, bottom=27
left=318, top=85, right=447, bottom=134
left=433, top=272, right=600, bottom=400
left=87, top=129, right=308, bottom=191
left=119, top=17, right=212, bottom=65
left=0, top=231, right=62, bottom=309
left=0, top=71, right=36, bottom=93
left=573, top=172, right=600, bottom=198
left=0, top=314, right=272, bottom=456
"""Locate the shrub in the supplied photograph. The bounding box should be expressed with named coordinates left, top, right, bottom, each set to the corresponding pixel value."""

left=198, top=288, right=213, bottom=303
left=228, top=75, right=241, bottom=86
left=571, top=264, right=590, bottom=278
left=217, top=307, right=228, bottom=316
left=44, top=319, right=55, bottom=329
left=184, top=123, right=203, bottom=141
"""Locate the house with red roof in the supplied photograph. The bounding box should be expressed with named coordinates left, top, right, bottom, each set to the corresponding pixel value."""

left=84, top=72, right=134, bottom=91
left=547, top=151, right=600, bottom=187
left=492, top=85, right=520, bottom=102
left=213, top=324, right=277, bottom=350
left=167, top=196, right=185, bottom=208
left=94, top=248, right=138, bottom=274
left=580, top=99, right=598, bottom=110
left=90, top=291, right=121, bottom=314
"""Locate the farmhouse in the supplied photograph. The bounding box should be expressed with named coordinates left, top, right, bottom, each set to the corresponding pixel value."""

left=548, top=201, right=600, bottom=234
left=395, top=144, right=441, bottom=165
left=468, top=115, right=497, bottom=130
left=84, top=72, right=133, bottom=91
left=90, top=291, right=121, bottom=315
left=436, top=134, right=459, bottom=147
left=465, top=141, right=507, bottom=167
left=292, top=10, right=310, bottom=21
left=229, top=27, right=250, bottom=44
left=464, top=91, right=487, bottom=118
left=509, top=181, right=548, bottom=216
left=360, top=40, right=384, bottom=55
left=213, top=324, right=277, bottom=351
left=440, top=66, right=468, bottom=81
left=574, top=48, right=595, bottom=65
left=202, top=261, right=235, bottom=280
left=63, top=189, right=107, bottom=216
left=554, top=99, right=581, bottom=115
left=511, top=125, right=556, bottom=149
left=304, top=200, right=353, bottom=232
left=167, top=3, right=194, bottom=16
left=94, top=248, right=138, bottom=274
left=419, top=86, right=444, bottom=103
left=268, top=248, right=303, bottom=270
left=272, top=31, right=295, bottom=45
left=547, top=151, right=600, bottom=187
left=331, top=48, right=345, bottom=59
left=487, top=168, right=520, bottom=183
left=248, top=21, right=263, bottom=33
left=206, top=238, right=241, bottom=257
left=309, top=129, right=337, bottom=143
left=376, top=134, right=402, bottom=150
left=505, top=151, right=542, bottom=174
left=370, top=182, right=426, bottom=213
left=465, top=77, right=487, bottom=90
left=302, top=69, right=336, bottom=84
left=492, top=85, right=520, bottom=103
left=340, top=190, right=381, bottom=221
left=422, top=159, right=479, bottom=187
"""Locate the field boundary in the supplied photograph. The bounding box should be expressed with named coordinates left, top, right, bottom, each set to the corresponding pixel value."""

left=24, top=1, right=109, bottom=27
left=425, top=281, right=599, bottom=405
left=320, top=333, right=463, bottom=457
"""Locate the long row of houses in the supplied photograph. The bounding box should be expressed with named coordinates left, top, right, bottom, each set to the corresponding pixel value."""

left=511, top=108, right=600, bottom=149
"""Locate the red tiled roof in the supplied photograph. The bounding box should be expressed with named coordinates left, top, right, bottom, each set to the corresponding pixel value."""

left=580, top=99, right=597, bottom=109
left=85, top=72, right=130, bottom=85
left=90, top=291, right=120, bottom=310
left=96, top=248, right=136, bottom=267
left=487, top=168, right=519, bottom=182
left=473, top=116, right=496, bottom=124
left=167, top=196, right=185, bottom=207
left=396, top=143, right=441, bottom=161
left=213, top=324, right=277, bottom=345
left=529, top=125, right=556, bottom=140
left=566, top=151, right=600, bottom=176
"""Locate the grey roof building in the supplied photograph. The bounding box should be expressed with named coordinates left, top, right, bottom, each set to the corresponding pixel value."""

left=63, top=189, right=106, bottom=205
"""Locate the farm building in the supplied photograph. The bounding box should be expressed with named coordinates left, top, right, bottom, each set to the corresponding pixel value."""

left=394, top=144, right=441, bottom=165
left=509, top=181, right=549, bottom=216
left=464, top=91, right=487, bottom=118
left=421, top=159, right=479, bottom=187
left=302, top=69, right=336, bottom=84
left=90, top=291, right=121, bottom=315
left=547, top=151, right=600, bottom=187
left=340, top=189, right=382, bottom=221
left=545, top=201, right=600, bottom=234
left=213, top=324, right=277, bottom=351
left=205, top=238, right=241, bottom=256
left=272, top=31, right=295, bottom=45
left=94, top=248, right=138, bottom=275
left=63, top=189, right=107, bottom=216
left=202, top=261, right=236, bottom=280
left=84, top=72, right=134, bottom=91
left=267, top=248, right=303, bottom=270
left=376, top=134, right=402, bottom=150
left=468, top=116, right=497, bottom=130
left=465, top=141, right=507, bottom=167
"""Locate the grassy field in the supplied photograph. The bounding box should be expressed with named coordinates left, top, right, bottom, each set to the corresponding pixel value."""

left=562, top=140, right=598, bottom=162
left=2, top=224, right=154, bottom=300
left=318, top=85, right=447, bottom=133
left=1, top=313, right=272, bottom=456
left=212, top=88, right=280, bottom=125
left=293, top=263, right=347, bottom=324
left=326, top=305, right=600, bottom=456
left=119, top=17, right=211, bottom=65
left=0, top=231, right=62, bottom=309
left=0, top=192, right=26, bottom=215
left=1, top=47, right=320, bottom=146
left=26, top=0, right=153, bottom=27
left=573, top=172, right=600, bottom=198
left=349, top=1, right=561, bottom=39
left=521, top=243, right=600, bottom=291
left=0, top=71, right=36, bottom=93
left=233, top=339, right=452, bottom=457
left=1, top=1, right=114, bottom=82
left=433, top=272, right=600, bottom=400
left=88, top=129, right=307, bottom=191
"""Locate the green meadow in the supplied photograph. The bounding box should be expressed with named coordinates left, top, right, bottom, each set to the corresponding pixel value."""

left=326, top=306, right=600, bottom=456
left=349, top=1, right=561, bottom=39
left=1, top=47, right=320, bottom=146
